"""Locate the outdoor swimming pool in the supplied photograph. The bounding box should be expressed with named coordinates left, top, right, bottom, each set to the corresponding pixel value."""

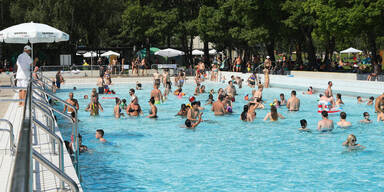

left=55, top=81, right=383, bottom=191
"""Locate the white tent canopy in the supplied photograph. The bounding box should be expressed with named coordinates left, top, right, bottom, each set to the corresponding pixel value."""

left=101, top=50, right=120, bottom=57
left=192, top=50, right=204, bottom=56
left=209, top=49, right=217, bottom=55
left=83, top=51, right=98, bottom=58
left=155, top=48, right=184, bottom=57
left=0, top=22, right=69, bottom=43
left=340, top=47, right=362, bottom=54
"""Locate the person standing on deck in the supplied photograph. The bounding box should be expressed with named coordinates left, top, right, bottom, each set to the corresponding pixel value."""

left=16, top=45, right=38, bottom=106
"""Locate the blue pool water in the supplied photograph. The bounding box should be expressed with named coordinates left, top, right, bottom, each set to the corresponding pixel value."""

left=55, top=81, right=383, bottom=191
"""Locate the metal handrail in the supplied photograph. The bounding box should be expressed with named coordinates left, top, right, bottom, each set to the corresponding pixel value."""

left=32, top=149, right=79, bottom=192
left=32, top=101, right=56, bottom=153
left=0, top=119, right=15, bottom=155
left=10, top=82, right=33, bottom=192
left=32, top=79, right=53, bottom=92
left=32, top=118, right=65, bottom=190
left=31, top=98, right=80, bottom=175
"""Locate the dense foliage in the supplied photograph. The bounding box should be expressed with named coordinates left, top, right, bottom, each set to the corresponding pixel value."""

left=1, top=0, right=383, bottom=67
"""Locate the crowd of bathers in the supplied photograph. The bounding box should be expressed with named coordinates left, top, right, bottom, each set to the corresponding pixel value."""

left=57, top=65, right=384, bottom=153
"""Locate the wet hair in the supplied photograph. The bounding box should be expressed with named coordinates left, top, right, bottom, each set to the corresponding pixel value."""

left=291, top=90, right=296, bottom=96
left=300, top=119, right=307, bottom=128
left=228, top=81, right=232, bottom=84
left=191, top=101, right=198, bottom=106
left=185, top=119, right=192, bottom=128
left=241, top=105, right=249, bottom=121
left=321, top=111, right=328, bottom=118
left=196, top=101, right=201, bottom=106
left=363, top=112, right=369, bottom=117
left=122, top=99, right=127, bottom=103
left=328, top=81, right=332, bottom=85
left=340, top=112, right=346, bottom=119
left=115, top=97, right=120, bottom=104
left=73, top=87, right=77, bottom=90
left=96, top=129, right=104, bottom=137
left=357, top=96, right=361, bottom=99
left=149, top=97, right=155, bottom=104
left=218, top=95, right=225, bottom=101
left=280, top=93, right=284, bottom=97
left=319, top=94, right=323, bottom=98
left=270, top=105, right=278, bottom=121
left=369, top=96, right=374, bottom=100
left=336, top=93, right=341, bottom=99
left=130, top=88, right=135, bottom=93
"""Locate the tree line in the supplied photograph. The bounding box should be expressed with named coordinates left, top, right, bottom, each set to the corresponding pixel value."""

left=1, top=0, right=383, bottom=70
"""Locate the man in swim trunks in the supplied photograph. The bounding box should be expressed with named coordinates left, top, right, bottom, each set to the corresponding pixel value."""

left=150, top=84, right=164, bottom=104
left=375, top=93, right=384, bottom=113
left=63, top=92, right=79, bottom=114
left=337, top=112, right=352, bottom=128
left=212, top=95, right=226, bottom=115
left=286, top=90, right=300, bottom=111
left=97, top=74, right=105, bottom=94
left=317, top=111, right=334, bottom=132
left=325, top=81, right=333, bottom=98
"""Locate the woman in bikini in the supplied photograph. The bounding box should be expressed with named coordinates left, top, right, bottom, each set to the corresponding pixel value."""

left=126, top=102, right=142, bottom=116
left=147, top=97, right=158, bottom=118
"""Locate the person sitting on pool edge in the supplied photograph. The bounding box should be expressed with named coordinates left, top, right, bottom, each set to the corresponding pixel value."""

left=185, top=112, right=203, bottom=129
left=317, top=111, right=334, bottom=132
left=337, top=112, right=352, bottom=128
left=298, top=119, right=310, bottom=132
left=360, top=112, right=372, bottom=123
left=147, top=97, right=158, bottom=118
left=342, top=134, right=365, bottom=149
left=95, top=129, right=106, bottom=142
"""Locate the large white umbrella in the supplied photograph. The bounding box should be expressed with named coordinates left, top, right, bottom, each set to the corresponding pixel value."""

left=83, top=51, right=98, bottom=58
left=101, top=50, right=120, bottom=57
left=192, top=50, right=204, bottom=56
left=0, top=22, right=69, bottom=68
left=340, top=47, right=362, bottom=54
left=155, top=48, right=184, bottom=57
left=209, top=49, right=217, bottom=55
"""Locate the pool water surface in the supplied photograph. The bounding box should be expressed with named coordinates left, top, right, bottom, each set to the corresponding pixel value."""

left=55, top=81, right=383, bottom=192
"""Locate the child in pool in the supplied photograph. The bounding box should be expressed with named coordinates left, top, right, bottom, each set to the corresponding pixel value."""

left=367, top=96, right=374, bottom=106
left=342, top=134, right=365, bottom=149
left=95, top=129, right=107, bottom=142
left=360, top=112, right=372, bottom=123
left=298, top=119, right=310, bottom=132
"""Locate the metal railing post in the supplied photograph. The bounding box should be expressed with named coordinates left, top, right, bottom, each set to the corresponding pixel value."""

left=0, top=119, right=16, bottom=155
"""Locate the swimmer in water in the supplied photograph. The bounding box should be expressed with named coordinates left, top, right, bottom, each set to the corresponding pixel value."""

left=85, top=96, right=103, bottom=116
left=337, top=112, right=352, bottom=128
left=287, top=90, right=300, bottom=111
left=147, top=97, right=158, bottom=118
left=185, top=112, right=203, bottom=129
left=194, top=83, right=201, bottom=96
left=114, top=98, right=123, bottom=118
left=317, top=111, right=334, bottom=132
left=342, top=134, right=365, bottom=149
left=150, top=84, right=164, bottom=104
left=375, top=93, right=384, bottom=113
left=263, top=105, right=285, bottom=121
left=212, top=95, right=226, bottom=115
left=177, top=104, right=188, bottom=116
left=120, top=99, right=128, bottom=110
left=367, top=96, right=374, bottom=106
left=360, top=112, right=372, bottom=123
left=63, top=92, right=79, bottom=114
left=84, top=95, right=89, bottom=99
left=357, top=96, right=364, bottom=103
left=206, top=94, right=214, bottom=105
left=136, top=81, right=142, bottom=90
left=335, top=93, right=344, bottom=106
left=200, top=85, right=206, bottom=94
left=303, top=86, right=313, bottom=95
left=298, top=119, right=310, bottom=132
left=95, top=129, right=106, bottom=142
left=187, top=101, right=200, bottom=122
left=279, top=93, right=286, bottom=106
